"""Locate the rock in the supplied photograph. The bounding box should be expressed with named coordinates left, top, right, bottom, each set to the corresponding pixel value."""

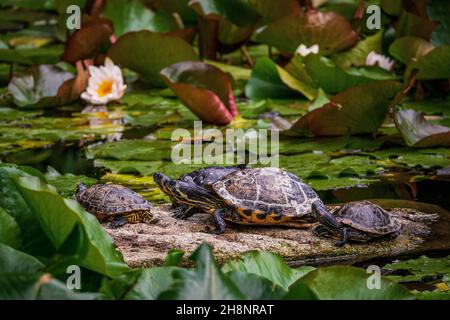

left=105, top=200, right=450, bottom=268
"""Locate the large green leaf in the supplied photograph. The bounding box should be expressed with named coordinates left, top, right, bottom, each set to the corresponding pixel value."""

left=254, top=10, right=358, bottom=55
left=222, top=250, right=314, bottom=290
left=393, top=109, right=450, bottom=148
left=245, top=57, right=316, bottom=100
left=304, top=54, right=395, bottom=94
left=102, top=0, right=179, bottom=37
left=290, top=81, right=403, bottom=137
left=227, top=271, right=286, bottom=299
left=161, top=61, right=238, bottom=125
left=160, top=243, right=246, bottom=299
left=108, top=31, right=198, bottom=87
left=0, top=242, right=44, bottom=274
left=286, top=266, right=414, bottom=300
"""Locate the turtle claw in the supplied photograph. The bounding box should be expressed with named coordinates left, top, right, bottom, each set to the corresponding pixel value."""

left=110, top=217, right=127, bottom=228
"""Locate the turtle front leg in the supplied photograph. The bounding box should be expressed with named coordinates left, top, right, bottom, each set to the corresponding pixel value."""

left=212, top=208, right=229, bottom=234
left=335, top=228, right=349, bottom=247
left=312, top=225, right=331, bottom=237
left=111, top=216, right=127, bottom=228
left=172, top=205, right=200, bottom=219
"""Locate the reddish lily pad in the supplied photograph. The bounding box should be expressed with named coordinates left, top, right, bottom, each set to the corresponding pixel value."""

left=61, top=17, right=113, bottom=63
left=108, top=31, right=198, bottom=87
left=393, top=109, right=450, bottom=148
left=160, top=61, right=238, bottom=125
left=289, top=81, right=403, bottom=137
left=254, top=9, right=358, bottom=55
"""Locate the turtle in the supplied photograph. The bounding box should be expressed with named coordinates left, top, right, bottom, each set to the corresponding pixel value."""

left=75, top=183, right=153, bottom=228
left=154, top=167, right=322, bottom=234
left=311, top=200, right=401, bottom=246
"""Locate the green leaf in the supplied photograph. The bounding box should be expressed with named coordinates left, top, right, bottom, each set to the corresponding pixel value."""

left=389, top=37, right=434, bottom=65
left=227, top=271, right=287, bottom=299
left=101, top=267, right=180, bottom=299
left=0, top=206, right=22, bottom=249
left=245, top=57, right=315, bottom=100
left=394, top=109, right=450, bottom=148
left=304, top=54, right=395, bottom=94
left=160, top=243, right=246, bottom=299
left=108, top=30, right=199, bottom=87
left=8, top=65, right=74, bottom=108
left=164, top=249, right=185, bottom=267
left=287, top=266, right=414, bottom=300
left=290, top=80, right=403, bottom=137
left=102, top=0, right=179, bottom=37
left=254, top=10, right=358, bottom=55
left=0, top=242, right=44, bottom=274
left=222, top=250, right=314, bottom=290
left=161, top=61, right=238, bottom=125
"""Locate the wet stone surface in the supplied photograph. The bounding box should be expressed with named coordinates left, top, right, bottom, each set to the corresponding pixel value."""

left=105, top=202, right=450, bottom=268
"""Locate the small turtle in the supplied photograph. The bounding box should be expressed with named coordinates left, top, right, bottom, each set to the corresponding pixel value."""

left=154, top=167, right=322, bottom=234
left=75, top=183, right=153, bottom=228
left=311, top=200, right=401, bottom=246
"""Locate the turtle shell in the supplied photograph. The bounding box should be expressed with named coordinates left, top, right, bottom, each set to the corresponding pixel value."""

left=336, top=201, right=400, bottom=235
left=76, top=184, right=152, bottom=218
left=179, top=166, right=242, bottom=188
left=212, top=167, right=321, bottom=222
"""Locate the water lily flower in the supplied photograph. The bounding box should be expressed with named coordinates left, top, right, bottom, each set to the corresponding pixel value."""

left=365, top=51, right=395, bottom=71
left=81, top=57, right=126, bottom=105
left=295, top=44, right=319, bottom=57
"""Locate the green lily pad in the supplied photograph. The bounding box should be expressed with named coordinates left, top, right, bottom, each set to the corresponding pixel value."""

left=384, top=255, right=450, bottom=283
left=102, top=0, right=179, bottom=37
left=86, top=140, right=174, bottom=161
left=245, top=57, right=316, bottom=100
left=414, top=45, right=450, bottom=80
left=254, top=9, right=358, bottom=55
left=304, top=54, right=395, bottom=94
left=286, top=266, right=414, bottom=300
left=389, top=36, right=434, bottom=65
left=427, top=0, right=450, bottom=46
left=108, top=30, right=198, bottom=87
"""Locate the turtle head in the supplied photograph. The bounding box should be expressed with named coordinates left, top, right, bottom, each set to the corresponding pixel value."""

left=154, top=172, right=221, bottom=209
left=76, top=183, right=87, bottom=195
left=311, top=201, right=342, bottom=233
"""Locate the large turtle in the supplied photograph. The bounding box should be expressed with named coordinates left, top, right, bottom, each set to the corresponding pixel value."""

left=75, top=183, right=153, bottom=228
left=154, top=167, right=322, bottom=234
left=311, top=200, right=401, bottom=246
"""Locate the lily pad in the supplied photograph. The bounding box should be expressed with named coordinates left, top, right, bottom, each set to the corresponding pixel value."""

left=245, top=57, right=316, bottom=100
left=8, top=65, right=74, bottom=108
left=254, top=9, right=358, bottom=55
left=161, top=61, right=238, bottom=125
left=389, top=36, right=434, bottom=65
left=304, top=54, right=395, bottom=94
left=394, top=109, right=450, bottom=148
left=384, top=255, right=450, bottom=283
left=102, top=0, right=179, bottom=37
left=108, top=30, right=199, bottom=87
left=289, top=81, right=403, bottom=137
left=414, top=45, right=450, bottom=80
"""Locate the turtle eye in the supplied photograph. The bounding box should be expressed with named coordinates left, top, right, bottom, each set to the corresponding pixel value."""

left=169, top=180, right=177, bottom=187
